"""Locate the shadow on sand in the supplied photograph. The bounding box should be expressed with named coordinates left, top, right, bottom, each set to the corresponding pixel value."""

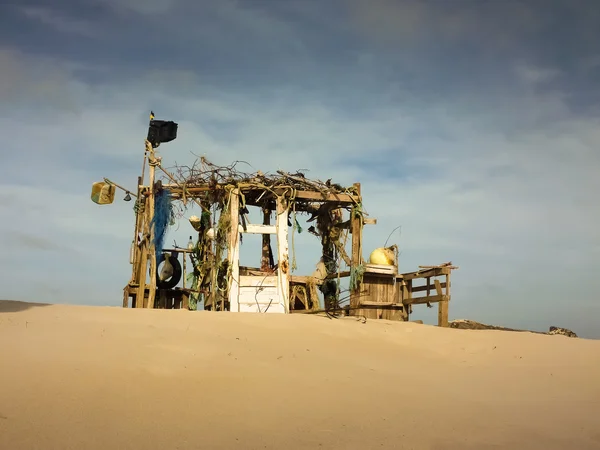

left=0, top=300, right=51, bottom=313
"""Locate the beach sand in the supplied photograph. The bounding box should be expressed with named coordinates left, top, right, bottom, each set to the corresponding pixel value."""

left=1, top=300, right=599, bottom=449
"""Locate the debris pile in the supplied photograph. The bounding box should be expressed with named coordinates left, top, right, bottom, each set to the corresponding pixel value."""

left=449, top=319, right=578, bottom=338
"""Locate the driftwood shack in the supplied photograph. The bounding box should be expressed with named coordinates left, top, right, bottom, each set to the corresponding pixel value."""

left=96, top=114, right=457, bottom=325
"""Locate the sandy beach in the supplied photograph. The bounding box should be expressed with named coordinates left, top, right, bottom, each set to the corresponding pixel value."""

left=1, top=300, right=599, bottom=449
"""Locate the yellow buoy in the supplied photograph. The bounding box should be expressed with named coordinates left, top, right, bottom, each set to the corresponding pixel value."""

left=368, top=247, right=396, bottom=265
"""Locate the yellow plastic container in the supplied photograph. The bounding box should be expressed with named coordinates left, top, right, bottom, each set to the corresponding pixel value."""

left=91, top=181, right=116, bottom=205
left=369, top=247, right=396, bottom=265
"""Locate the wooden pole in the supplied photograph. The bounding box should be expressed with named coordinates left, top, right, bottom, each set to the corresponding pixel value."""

left=146, top=145, right=158, bottom=309
left=349, top=183, right=362, bottom=314
left=437, top=273, right=450, bottom=327
left=135, top=195, right=149, bottom=308
left=276, top=197, right=290, bottom=313
left=228, top=189, right=240, bottom=312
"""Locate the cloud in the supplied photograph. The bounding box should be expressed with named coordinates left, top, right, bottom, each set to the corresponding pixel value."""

left=0, top=2, right=599, bottom=336
left=18, top=6, right=99, bottom=37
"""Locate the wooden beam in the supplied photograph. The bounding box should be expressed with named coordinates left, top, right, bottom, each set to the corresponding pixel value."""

left=359, top=301, right=404, bottom=307
left=290, top=275, right=324, bottom=286
left=434, top=279, right=443, bottom=296
left=364, top=218, right=377, bottom=225
left=244, top=223, right=277, bottom=234
left=276, top=197, right=290, bottom=313
left=164, top=184, right=360, bottom=203
left=404, top=294, right=449, bottom=305
left=228, top=189, right=240, bottom=312
left=400, top=267, right=451, bottom=280
left=411, top=282, right=447, bottom=293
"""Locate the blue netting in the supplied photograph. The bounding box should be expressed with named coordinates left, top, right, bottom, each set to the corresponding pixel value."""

left=151, top=188, right=173, bottom=261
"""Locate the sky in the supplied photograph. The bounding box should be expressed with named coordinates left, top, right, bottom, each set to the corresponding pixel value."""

left=0, top=0, right=599, bottom=337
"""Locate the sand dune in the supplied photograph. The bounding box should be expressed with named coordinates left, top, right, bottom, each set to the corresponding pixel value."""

left=1, top=300, right=599, bottom=450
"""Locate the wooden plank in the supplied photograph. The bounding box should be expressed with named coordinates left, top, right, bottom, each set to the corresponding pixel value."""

left=243, top=223, right=277, bottom=235
left=239, top=275, right=278, bottom=287
left=434, top=279, right=443, bottom=296
left=404, top=294, right=449, bottom=305
left=363, top=218, right=377, bottom=225
left=358, top=301, right=404, bottom=307
left=411, top=282, right=447, bottom=293
left=290, top=275, right=324, bottom=286
left=400, top=267, right=451, bottom=280
left=365, top=264, right=396, bottom=275
left=228, top=189, right=240, bottom=312
left=276, top=197, right=290, bottom=313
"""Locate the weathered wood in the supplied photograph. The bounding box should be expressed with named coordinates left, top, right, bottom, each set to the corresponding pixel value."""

left=438, top=273, right=451, bottom=327
left=365, top=264, right=396, bottom=275
left=146, top=149, right=157, bottom=309
left=122, top=286, right=129, bottom=308
left=276, top=197, right=290, bottom=313
left=244, top=223, right=277, bottom=234
left=404, top=294, right=449, bottom=305
left=359, top=301, right=403, bottom=307
left=410, top=281, right=448, bottom=293
left=349, top=183, right=362, bottom=314
left=239, top=275, right=277, bottom=287
left=438, top=299, right=449, bottom=327
left=400, top=267, right=451, bottom=280
left=165, top=184, right=359, bottom=204
left=434, top=279, right=443, bottom=296
left=228, top=188, right=240, bottom=312
left=290, top=275, right=324, bottom=286
left=135, top=197, right=149, bottom=309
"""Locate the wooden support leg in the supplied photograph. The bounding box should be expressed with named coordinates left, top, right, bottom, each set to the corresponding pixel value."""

left=123, top=287, right=129, bottom=308
left=349, top=183, right=362, bottom=314
left=438, top=300, right=449, bottom=327
left=228, top=189, right=240, bottom=312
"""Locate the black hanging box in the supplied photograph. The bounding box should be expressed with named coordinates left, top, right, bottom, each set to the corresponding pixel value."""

left=147, top=120, right=178, bottom=148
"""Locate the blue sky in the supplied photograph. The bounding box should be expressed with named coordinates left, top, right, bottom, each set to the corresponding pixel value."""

left=1, top=0, right=599, bottom=337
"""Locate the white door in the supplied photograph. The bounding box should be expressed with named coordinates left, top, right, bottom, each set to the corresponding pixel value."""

left=228, top=200, right=290, bottom=314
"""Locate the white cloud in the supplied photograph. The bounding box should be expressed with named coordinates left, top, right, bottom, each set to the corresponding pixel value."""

left=0, top=47, right=598, bottom=337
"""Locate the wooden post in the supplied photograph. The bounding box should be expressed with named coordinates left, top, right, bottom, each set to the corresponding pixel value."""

left=128, top=175, right=143, bottom=288
left=276, top=197, right=290, bottom=313
left=135, top=194, right=149, bottom=308
left=228, top=189, right=240, bottom=312
left=146, top=147, right=157, bottom=309
left=182, top=252, right=186, bottom=289
left=261, top=208, right=272, bottom=271
left=437, top=274, right=450, bottom=327
left=349, top=182, right=362, bottom=313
